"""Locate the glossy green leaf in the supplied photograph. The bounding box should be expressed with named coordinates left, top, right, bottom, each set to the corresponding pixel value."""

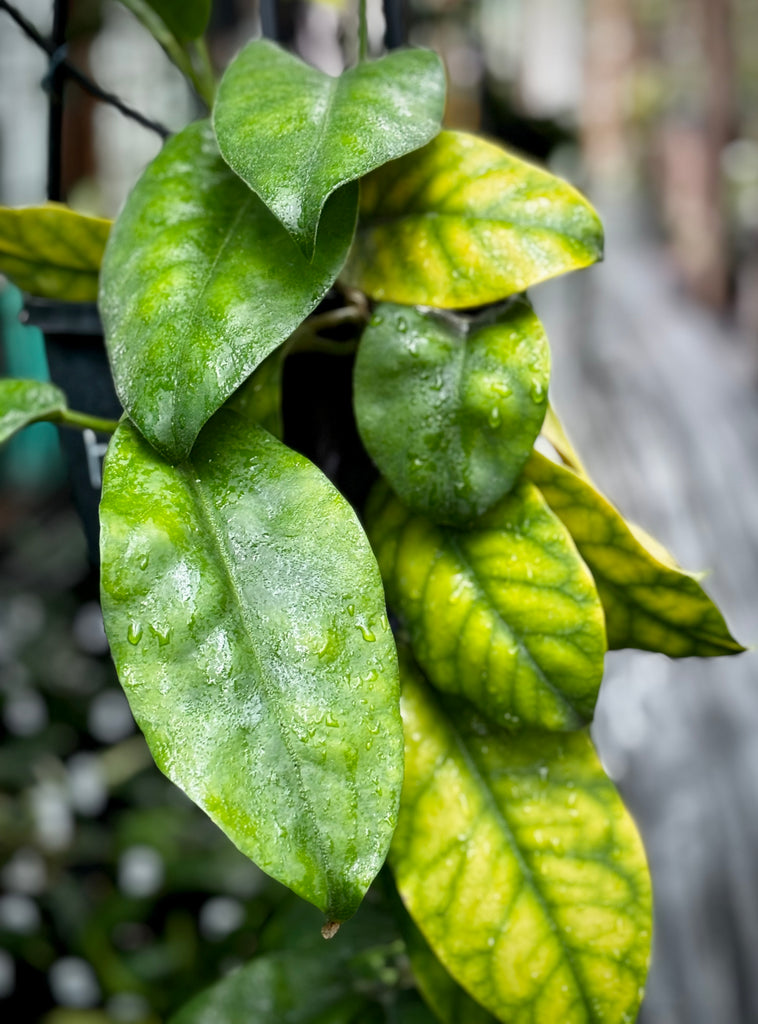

left=342, top=131, right=603, bottom=308
left=213, top=40, right=445, bottom=255
left=524, top=451, right=745, bottom=657
left=168, top=949, right=366, bottom=1024
left=99, top=119, right=356, bottom=463
left=354, top=299, right=549, bottom=525
left=100, top=411, right=403, bottom=921
left=392, top=657, right=652, bottom=1024
left=0, top=379, right=67, bottom=444
left=366, top=480, right=606, bottom=731
left=0, top=204, right=110, bottom=301
left=226, top=346, right=285, bottom=440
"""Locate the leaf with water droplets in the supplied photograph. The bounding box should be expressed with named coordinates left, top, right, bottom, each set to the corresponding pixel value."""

left=99, top=119, right=356, bottom=462
left=213, top=40, right=445, bottom=255
left=391, top=655, right=652, bottom=1024
left=0, top=378, right=67, bottom=445
left=100, top=410, right=403, bottom=921
left=342, top=130, right=603, bottom=308
left=0, top=203, right=110, bottom=301
left=354, top=299, right=549, bottom=525
left=524, top=451, right=745, bottom=657
left=366, top=479, right=606, bottom=731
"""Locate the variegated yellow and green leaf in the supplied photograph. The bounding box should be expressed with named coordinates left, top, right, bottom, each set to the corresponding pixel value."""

left=100, top=411, right=403, bottom=923
left=540, top=401, right=590, bottom=479
left=391, top=655, right=652, bottom=1024
left=213, top=40, right=445, bottom=256
left=0, top=379, right=67, bottom=445
left=354, top=299, right=549, bottom=525
left=401, top=907, right=498, bottom=1024
left=342, top=131, right=603, bottom=308
left=365, top=479, right=606, bottom=731
left=0, top=204, right=110, bottom=302
left=524, top=451, right=745, bottom=657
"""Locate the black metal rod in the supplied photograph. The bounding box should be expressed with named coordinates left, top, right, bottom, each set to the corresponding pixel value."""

left=260, top=0, right=278, bottom=40
left=0, top=1, right=168, bottom=138
left=383, top=0, right=405, bottom=49
left=47, top=0, right=69, bottom=201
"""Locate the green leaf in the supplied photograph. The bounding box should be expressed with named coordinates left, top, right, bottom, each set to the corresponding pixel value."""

left=168, top=949, right=367, bottom=1024
left=99, top=119, right=356, bottom=463
left=226, top=346, right=285, bottom=440
left=213, top=40, right=445, bottom=255
left=524, top=451, right=745, bottom=657
left=366, top=480, right=606, bottom=731
left=354, top=299, right=549, bottom=525
left=0, top=204, right=110, bottom=301
left=342, top=131, right=604, bottom=308
left=0, top=379, right=67, bottom=444
left=99, top=411, right=403, bottom=921
left=134, top=0, right=211, bottom=40
left=391, top=656, right=652, bottom=1024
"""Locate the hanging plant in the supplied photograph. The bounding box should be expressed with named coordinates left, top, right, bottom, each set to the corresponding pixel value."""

left=0, top=1, right=744, bottom=1021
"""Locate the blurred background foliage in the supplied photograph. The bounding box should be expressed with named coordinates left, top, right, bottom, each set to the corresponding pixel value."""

left=2, top=1, right=758, bottom=1022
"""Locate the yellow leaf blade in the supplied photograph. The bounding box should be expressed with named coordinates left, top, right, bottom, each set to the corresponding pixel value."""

left=0, top=204, right=111, bottom=302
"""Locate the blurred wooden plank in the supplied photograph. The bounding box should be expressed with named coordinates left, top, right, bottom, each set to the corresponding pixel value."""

left=534, top=199, right=758, bottom=1024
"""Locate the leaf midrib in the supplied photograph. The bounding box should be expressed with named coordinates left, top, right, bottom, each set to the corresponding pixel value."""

left=358, top=212, right=599, bottom=250
left=169, top=194, right=254, bottom=451
left=440, top=702, right=597, bottom=1024
left=181, top=461, right=337, bottom=911
left=445, top=532, right=587, bottom=726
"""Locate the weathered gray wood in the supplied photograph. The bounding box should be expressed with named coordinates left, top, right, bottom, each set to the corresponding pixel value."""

left=534, top=197, right=758, bottom=1024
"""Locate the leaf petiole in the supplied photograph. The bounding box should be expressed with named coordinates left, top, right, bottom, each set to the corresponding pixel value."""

left=54, top=408, right=120, bottom=434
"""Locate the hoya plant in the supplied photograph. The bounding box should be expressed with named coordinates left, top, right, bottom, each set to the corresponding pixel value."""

left=0, top=2, right=745, bottom=1021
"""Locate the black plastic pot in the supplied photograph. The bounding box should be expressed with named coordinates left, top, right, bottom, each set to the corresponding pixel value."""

left=22, top=297, right=120, bottom=564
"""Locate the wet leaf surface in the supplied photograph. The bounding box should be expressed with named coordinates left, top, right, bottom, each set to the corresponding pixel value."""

left=342, top=131, right=603, bottom=308
left=213, top=41, right=445, bottom=255
left=99, top=120, right=356, bottom=462
left=354, top=300, right=549, bottom=525
left=525, top=452, right=745, bottom=657
left=100, top=411, right=403, bottom=921
left=391, top=656, right=652, bottom=1024
left=0, top=204, right=110, bottom=302
left=0, top=378, right=67, bottom=444
left=366, top=480, right=606, bottom=731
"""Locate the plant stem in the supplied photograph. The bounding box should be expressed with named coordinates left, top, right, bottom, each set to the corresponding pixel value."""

left=358, top=0, right=368, bottom=62
left=55, top=409, right=120, bottom=434
left=285, top=305, right=367, bottom=356
left=117, top=0, right=212, bottom=109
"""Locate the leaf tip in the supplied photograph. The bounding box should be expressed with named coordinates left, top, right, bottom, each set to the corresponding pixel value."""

left=321, top=920, right=341, bottom=940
